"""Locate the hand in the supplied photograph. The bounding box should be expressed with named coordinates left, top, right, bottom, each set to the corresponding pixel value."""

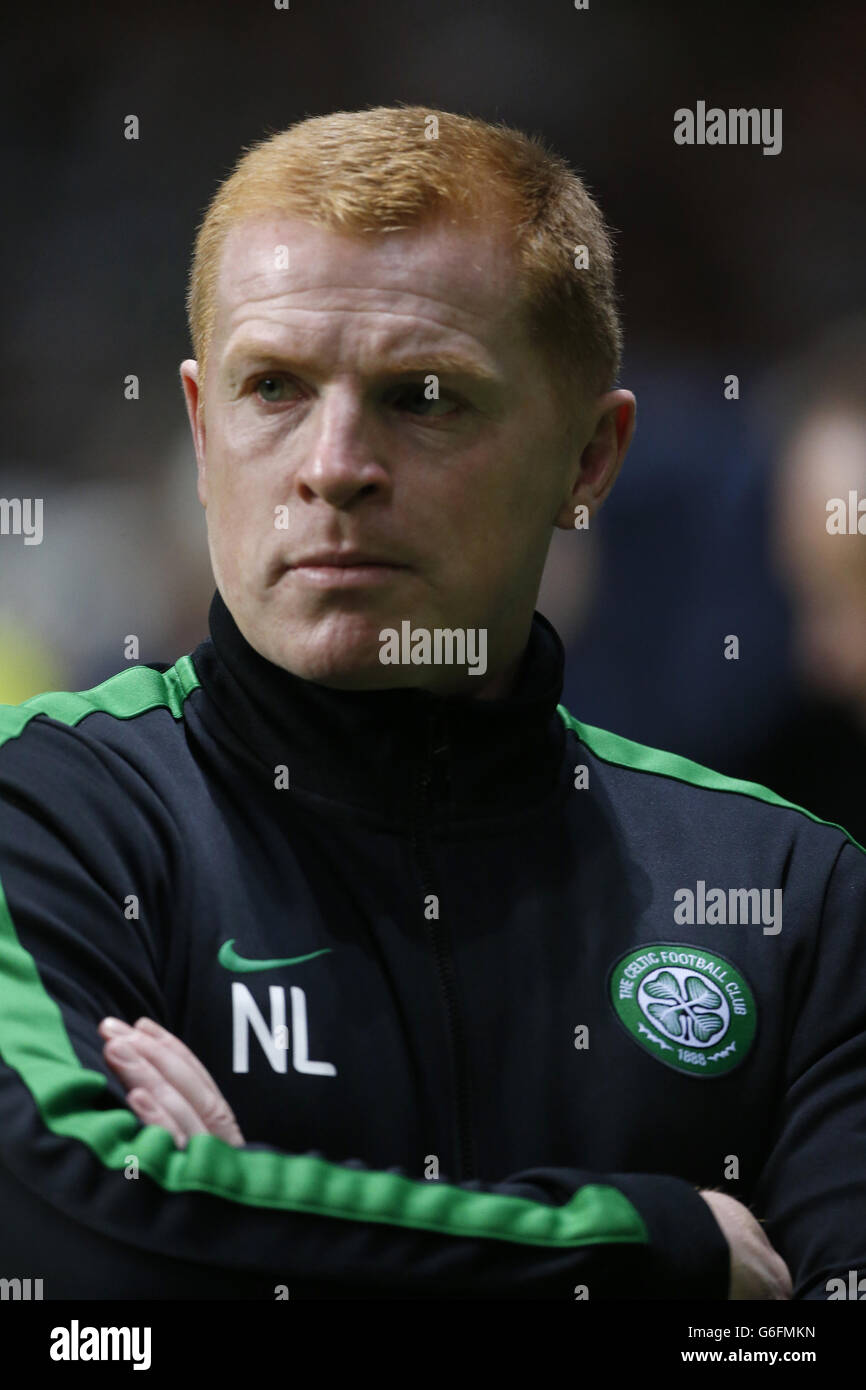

left=99, top=1016, right=245, bottom=1149
left=699, top=1190, right=793, bottom=1300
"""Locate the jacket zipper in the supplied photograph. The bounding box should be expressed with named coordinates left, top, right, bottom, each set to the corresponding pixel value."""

left=411, top=705, right=476, bottom=1183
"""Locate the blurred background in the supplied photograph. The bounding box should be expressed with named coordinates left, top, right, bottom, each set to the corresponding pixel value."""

left=2, top=0, right=866, bottom=837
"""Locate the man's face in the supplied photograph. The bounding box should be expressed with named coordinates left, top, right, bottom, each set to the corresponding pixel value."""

left=181, top=213, right=631, bottom=693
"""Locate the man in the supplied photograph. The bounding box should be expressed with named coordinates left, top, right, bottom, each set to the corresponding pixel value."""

left=0, top=106, right=860, bottom=1300
left=745, top=321, right=866, bottom=846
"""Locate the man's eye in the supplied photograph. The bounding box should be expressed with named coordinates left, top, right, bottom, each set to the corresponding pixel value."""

left=391, top=384, right=460, bottom=417
left=254, top=376, right=298, bottom=404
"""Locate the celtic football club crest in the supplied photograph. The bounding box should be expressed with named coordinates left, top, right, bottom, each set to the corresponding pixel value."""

left=609, top=944, right=757, bottom=1077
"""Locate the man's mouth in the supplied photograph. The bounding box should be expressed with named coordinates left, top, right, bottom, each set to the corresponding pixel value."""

left=286, top=550, right=409, bottom=588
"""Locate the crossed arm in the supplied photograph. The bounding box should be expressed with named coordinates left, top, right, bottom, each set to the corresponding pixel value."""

left=98, top=1014, right=791, bottom=1300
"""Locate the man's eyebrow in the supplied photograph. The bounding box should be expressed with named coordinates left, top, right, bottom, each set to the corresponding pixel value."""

left=221, top=342, right=505, bottom=386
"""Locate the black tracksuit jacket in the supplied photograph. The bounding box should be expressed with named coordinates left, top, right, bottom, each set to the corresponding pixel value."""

left=0, top=589, right=864, bottom=1300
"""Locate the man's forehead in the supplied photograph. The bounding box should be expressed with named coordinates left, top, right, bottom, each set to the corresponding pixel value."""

left=215, top=213, right=522, bottom=323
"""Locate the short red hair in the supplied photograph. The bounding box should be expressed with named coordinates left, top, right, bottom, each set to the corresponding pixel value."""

left=186, top=105, right=622, bottom=413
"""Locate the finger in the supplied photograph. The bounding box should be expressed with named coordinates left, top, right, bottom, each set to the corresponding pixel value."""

left=113, top=1028, right=218, bottom=1116
left=131, top=1019, right=245, bottom=1145
left=132, top=1017, right=228, bottom=1096
left=100, top=1016, right=216, bottom=1098
left=99, top=1017, right=132, bottom=1041
left=109, top=1026, right=245, bottom=1147
left=103, top=1040, right=209, bottom=1142
left=127, top=1086, right=189, bottom=1151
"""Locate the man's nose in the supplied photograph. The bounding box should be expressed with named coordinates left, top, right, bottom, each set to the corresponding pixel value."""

left=294, top=385, right=388, bottom=508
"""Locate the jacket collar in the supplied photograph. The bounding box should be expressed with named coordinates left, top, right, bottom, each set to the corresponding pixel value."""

left=190, top=588, right=567, bottom=824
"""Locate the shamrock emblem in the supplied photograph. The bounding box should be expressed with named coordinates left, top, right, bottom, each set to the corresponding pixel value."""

left=641, top=969, right=726, bottom=1045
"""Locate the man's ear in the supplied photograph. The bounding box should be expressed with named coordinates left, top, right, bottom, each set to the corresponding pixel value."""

left=179, top=360, right=207, bottom=507
left=554, top=389, right=636, bottom=530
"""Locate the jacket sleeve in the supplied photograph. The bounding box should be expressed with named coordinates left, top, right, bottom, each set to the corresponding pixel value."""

left=0, top=713, right=730, bottom=1300
left=752, top=838, right=866, bottom=1300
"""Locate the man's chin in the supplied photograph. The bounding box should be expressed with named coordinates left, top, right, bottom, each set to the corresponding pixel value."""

left=305, top=665, right=411, bottom=691
left=259, top=631, right=407, bottom=690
